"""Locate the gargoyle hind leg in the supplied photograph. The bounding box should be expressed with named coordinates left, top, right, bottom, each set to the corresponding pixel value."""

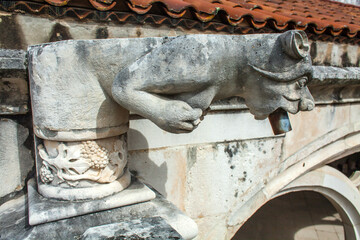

left=112, top=72, right=203, bottom=134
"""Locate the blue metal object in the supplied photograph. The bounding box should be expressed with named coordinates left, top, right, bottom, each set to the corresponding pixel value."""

left=268, top=108, right=292, bottom=135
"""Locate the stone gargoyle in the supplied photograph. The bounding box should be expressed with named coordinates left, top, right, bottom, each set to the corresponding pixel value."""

left=28, top=30, right=315, bottom=139
left=112, top=30, right=314, bottom=133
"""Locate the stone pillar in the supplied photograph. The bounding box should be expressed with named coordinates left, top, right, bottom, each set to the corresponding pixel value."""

left=28, top=72, right=131, bottom=201
left=26, top=38, right=161, bottom=225
left=28, top=41, right=134, bottom=201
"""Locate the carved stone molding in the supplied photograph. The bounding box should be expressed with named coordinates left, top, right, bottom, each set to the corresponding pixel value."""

left=35, top=135, right=131, bottom=200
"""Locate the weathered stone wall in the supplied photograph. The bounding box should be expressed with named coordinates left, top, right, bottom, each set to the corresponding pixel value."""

left=128, top=136, right=284, bottom=239
left=283, top=103, right=360, bottom=160
left=127, top=103, right=360, bottom=239
left=0, top=118, right=33, bottom=199
left=0, top=48, right=33, bottom=202
left=310, top=40, right=360, bottom=67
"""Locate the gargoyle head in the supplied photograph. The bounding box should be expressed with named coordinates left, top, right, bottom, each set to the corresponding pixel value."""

left=242, top=30, right=315, bottom=121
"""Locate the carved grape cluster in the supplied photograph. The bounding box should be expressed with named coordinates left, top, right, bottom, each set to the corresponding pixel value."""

left=81, top=141, right=109, bottom=169
left=40, top=165, right=54, bottom=183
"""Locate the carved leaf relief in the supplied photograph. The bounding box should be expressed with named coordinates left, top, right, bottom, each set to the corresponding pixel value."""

left=37, top=137, right=127, bottom=186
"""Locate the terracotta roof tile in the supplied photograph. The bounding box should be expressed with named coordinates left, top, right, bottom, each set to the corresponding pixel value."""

left=7, top=0, right=360, bottom=38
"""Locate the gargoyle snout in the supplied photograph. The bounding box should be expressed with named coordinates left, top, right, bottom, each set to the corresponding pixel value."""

left=299, top=98, right=315, bottom=111
left=298, top=86, right=315, bottom=111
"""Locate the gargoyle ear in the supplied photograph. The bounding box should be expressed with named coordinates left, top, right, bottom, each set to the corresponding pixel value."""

left=280, top=30, right=310, bottom=59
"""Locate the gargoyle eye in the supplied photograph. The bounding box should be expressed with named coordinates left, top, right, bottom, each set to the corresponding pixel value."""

left=296, top=77, right=308, bottom=89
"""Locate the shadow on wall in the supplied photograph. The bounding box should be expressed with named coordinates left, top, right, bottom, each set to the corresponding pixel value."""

left=232, top=191, right=344, bottom=240
left=127, top=129, right=168, bottom=198
left=94, top=83, right=168, bottom=196
left=17, top=115, right=35, bottom=188
left=0, top=116, right=35, bottom=205
left=328, top=152, right=360, bottom=178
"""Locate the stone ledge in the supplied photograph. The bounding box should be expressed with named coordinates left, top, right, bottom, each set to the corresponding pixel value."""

left=80, top=217, right=183, bottom=240
left=28, top=177, right=155, bottom=225
left=0, top=49, right=26, bottom=70
left=0, top=181, right=198, bottom=240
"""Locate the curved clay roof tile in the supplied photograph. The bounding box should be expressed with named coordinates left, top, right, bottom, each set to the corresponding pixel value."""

left=25, top=0, right=360, bottom=39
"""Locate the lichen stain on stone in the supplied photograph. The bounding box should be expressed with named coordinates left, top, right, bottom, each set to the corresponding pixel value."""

left=238, top=171, right=247, bottom=183
left=310, top=41, right=317, bottom=61
left=341, top=47, right=351, bottom=67
left=238, top=177, right=246, bottom=183
left=224, top=142, right=240, bottom=159
left=240, top=142, right=248, bottom=149
left=95, top=27, right=109, bottom=39
left=323, top=42, right=334, bottom=66
left=49, top=23, right=72, bottom=42
left=186, top=146, right=197, bottom=170
left=75, top=41, right=90, bottom=62
left=329, top=105, right=336, bottom=120
left=0, top=15, right=24, bottom=49
left=224, top=144, right=233, bottom=158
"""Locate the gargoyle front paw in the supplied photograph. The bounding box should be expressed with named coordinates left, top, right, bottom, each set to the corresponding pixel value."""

left=155, top=101, right=203, bottom=133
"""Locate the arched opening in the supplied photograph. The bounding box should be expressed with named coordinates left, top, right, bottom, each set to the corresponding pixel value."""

left=227, top=123, right=360, bottom=235
left=232, top=191, right=345, bottom=240
left=329, top=152, right=360, bottom=179
left=230, top=164, right=360, bottom=240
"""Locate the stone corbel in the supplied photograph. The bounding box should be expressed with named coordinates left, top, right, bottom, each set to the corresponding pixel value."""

left=27, top=30, right=319, bottom=224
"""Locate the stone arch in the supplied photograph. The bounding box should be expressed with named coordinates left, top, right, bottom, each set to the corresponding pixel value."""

left=276, top=165, right=360, bottom=240
left=227, top=122, right=360, bottom=238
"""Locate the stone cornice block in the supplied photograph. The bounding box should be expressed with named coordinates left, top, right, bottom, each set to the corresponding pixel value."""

left=28, top=178, right=156, bottom=225
left=0, top=49, right=26, bottom=71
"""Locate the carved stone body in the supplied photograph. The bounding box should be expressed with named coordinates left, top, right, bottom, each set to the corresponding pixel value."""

left=112, top=31, right=315, bottom=133
left=28, top=30, right=314, bottom=137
